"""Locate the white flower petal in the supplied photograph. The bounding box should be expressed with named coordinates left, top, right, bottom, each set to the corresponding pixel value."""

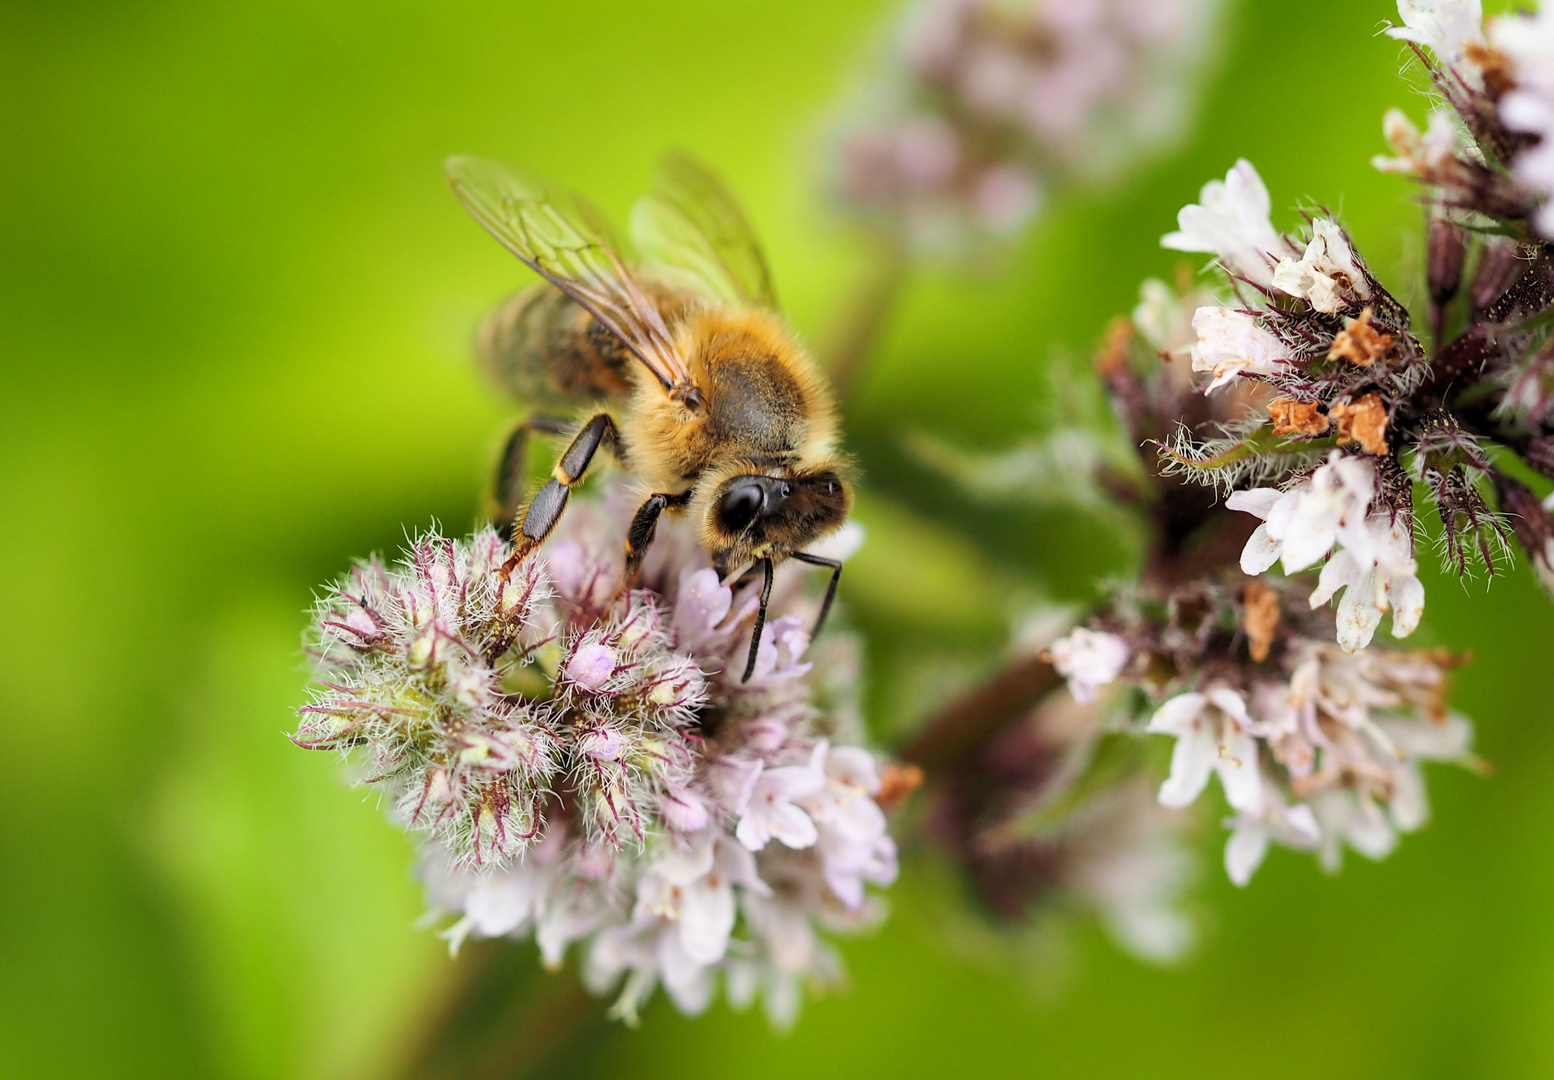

left=767, top=802, right=820, bottom=849
left=1158, top=725, right=1218, bottom=808
left=1147, top=692, right=1207, bottom=736
left=1239, top=523, right=1282, bottom=575
left=1217, top=730, right=1265, bottom=814
left=1388, top=571, right=1426, bottom=638
left=1225, top=823, right=1269, bottom=887
left=1226, top=487, right=1282, bottom=519
left=1336, top=570, right=1385, bottom=652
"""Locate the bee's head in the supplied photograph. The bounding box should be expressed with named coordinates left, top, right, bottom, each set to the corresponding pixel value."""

left=704, top=465, right=851, bottom=569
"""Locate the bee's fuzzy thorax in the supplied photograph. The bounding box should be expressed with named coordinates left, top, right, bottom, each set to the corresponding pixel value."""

left=621, top=307, right=840, bottom=493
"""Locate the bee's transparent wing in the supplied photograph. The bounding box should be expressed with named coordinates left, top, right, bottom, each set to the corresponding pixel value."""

left=629, top=152, right=777, bottom=310
left=447, top=155, right=687, bottom=391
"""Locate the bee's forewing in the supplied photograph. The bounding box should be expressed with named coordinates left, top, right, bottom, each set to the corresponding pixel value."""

left=447, top=155, right=688, bottom=392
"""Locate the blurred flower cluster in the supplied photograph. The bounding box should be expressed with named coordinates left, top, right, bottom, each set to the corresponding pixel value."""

left=923, top=272, right=1478, bottom=891
left=909, top=651, right=1198, bottom=962
left=297, top=487, right=901, bottom=1025
left=829, top=0, right=1220, bottom=253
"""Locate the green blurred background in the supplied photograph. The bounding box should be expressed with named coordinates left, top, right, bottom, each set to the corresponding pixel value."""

left=6, top=0, right=1554, bottom=1077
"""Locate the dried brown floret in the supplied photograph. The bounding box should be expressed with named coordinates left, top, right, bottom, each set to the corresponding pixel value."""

left=875, top=762, right=926, bottom=811
left=1241, top=582, right=1280, bottom=663
left=1330, top=393, right=1392, bottom=450
left=1095, top=316, right=1134, bottom=376
left=1329, top=392, right=1389, bottom=455
left=1327, top=307, right=1394, bottom=367
left=1268, top=398, right=1330, bottom=437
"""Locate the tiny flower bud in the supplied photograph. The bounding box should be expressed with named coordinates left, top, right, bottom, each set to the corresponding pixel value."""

left=1493, top=472, right=1554, bottom=595
left=407, top=631, right=437, bottom=671
left=1471, top=239, right=1524, bottom=313
left=424, top=767, right=455, bottom=807
left=500, top=576, right=526, bottom=612
left=579, top=724, right=627, bottom=761
left=565, top=641, right=617, bottom=690
left=343, top=608, right=380, bottom=640
left=662, top=788, right=711, bottom=832
left=1427, top=216, right=1466, bottom=307
left=458, top=733, right=497, bottom=768
left=449, top=664, right=485, bottom=708
left=1523, top=436, right=1554, bottom=481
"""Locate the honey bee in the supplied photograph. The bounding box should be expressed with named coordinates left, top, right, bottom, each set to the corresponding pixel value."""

left=447, top=153, right=852, bottom=681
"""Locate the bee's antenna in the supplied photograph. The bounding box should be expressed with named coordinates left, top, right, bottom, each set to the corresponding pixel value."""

left=741, top=557, right=774, bottom=683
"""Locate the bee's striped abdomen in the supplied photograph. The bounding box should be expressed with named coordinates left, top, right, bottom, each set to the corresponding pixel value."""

left=476, top=283, right=637, bottom=407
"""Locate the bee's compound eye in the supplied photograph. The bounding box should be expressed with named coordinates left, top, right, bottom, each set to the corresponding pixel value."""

left=823, top=480, right=840, bottom=496
left=717, top=483, right=763, bottom=534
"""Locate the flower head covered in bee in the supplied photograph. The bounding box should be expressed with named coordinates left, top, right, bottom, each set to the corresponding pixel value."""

left=827, top=0, right=1222, bottom=254
left=297, top=482, right=895, bottom=1027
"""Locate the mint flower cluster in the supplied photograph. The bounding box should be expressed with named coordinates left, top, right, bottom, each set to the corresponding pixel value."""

left=297, top=489, right=896, bottom=1024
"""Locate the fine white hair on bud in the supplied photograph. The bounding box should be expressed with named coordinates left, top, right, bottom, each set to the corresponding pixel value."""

left=299, top=530, right=560, bottom=866
left=297, top=482, right=898, bottom=1026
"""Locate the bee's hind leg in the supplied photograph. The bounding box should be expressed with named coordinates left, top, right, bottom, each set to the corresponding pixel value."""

left=491, top=413, right=573, bottom=539
left=790, top=552, right=843, bottom=640
left=502, top=412, right=619, bottom=574
left=622, top=490, right=693, bottom=589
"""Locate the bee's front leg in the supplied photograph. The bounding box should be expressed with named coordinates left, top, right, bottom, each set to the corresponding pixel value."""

left=740, top=557, right=775, bottom=684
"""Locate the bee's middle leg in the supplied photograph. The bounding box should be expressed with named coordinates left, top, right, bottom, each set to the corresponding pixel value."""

left=503, top=412, right=619, bottom=572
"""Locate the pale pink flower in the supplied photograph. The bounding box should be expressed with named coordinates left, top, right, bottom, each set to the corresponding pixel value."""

left=564, top=640, right=617, bottom=690
left=636, top=835, right=769, bottom=966
left=735, top=743, right=828, bottom=851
